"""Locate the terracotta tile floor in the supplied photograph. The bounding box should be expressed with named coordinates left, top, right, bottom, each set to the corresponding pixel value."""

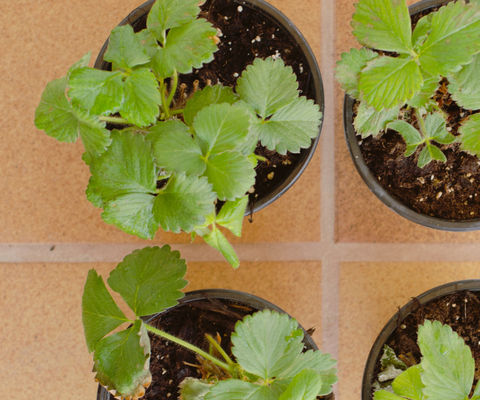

left=1, top=0, right=480, bottom=399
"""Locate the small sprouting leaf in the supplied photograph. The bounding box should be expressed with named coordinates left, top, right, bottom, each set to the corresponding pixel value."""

left=407, top=75, right=439, bottom=110
left=121, top=68, right=161, bottom=127
left=68, top=67, right=124, bottom=115
left=203, top=151, right=256, bottom=201
left=458, top=113, right=480, bottom=157
left=205, top=380, right=278, bottom=400
left=82, top=269, right=129, bottom=353
left=203, top=227, right=239, bottom=268
left=216, top=195, right=248, bottom=237
left=449, top=53, right=480, bottom=110
left=148, top=121, right=205, bottom=176
left=179, top=377, right=213, bottom=400
left=412, top=14, right=432, bottom=49
left=359, top=56, right=422, bottom=110
left=87, top=130, right=157, bottom=204
left=237, top=57, right=298, bottom=118
left=184, top=85, right=239, bottom=127
left=232, top=309, right=304, bottom=380
left=418, top=1, right=480, bottom=77
left=107, top=246, right=187, bottom=317
left=354, top=101, right=399, bottom=139
left=147, top=0, right=201, bottom=46
left=424, top=112, right=455, bottom=144
left=278, top=369, right=322, bottom=400
left=387, top=120, right=424, bottom=157
left=93, top=319, right=152, bottom=400
left=391, top=365, right=425, bottom=400
left=104, top=25, right=150, bottom=70
left=380, top=345, right=407, bottom=371
left=418, top=144, right=446, bottom=168
left=351, top=0, right=413, bottom=53
left=101, top=193, right=158, bottom=240
left=151, top=19, right=218, bottom=79
left=419, top=320, right=474, bottom=400
left=256, top=96, right=322, bottom=155
left=193, top=103, right=250, bottom=155
left=335, top=48, right=379, bottom=99
left=153, top=172, right=216, bottom=233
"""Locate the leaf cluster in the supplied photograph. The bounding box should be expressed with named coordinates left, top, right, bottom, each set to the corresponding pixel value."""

left=374, top=320, right=480, bottom=400
left=335, top=0, right=480, bottom=168
left=34, top=0, right=322, bottom=267
left=82, top=246, right=338, bottom=400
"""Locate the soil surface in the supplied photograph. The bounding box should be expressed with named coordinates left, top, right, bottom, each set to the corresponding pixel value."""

left=123, top=0, right=318, bottom=214
left=371, top=290, right=480, bottom=398
left=356, top=6, right=480, bottom=220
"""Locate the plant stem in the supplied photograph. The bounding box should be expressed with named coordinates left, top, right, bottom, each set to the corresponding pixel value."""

left=145, top=324, right=233, bottom=373
left=159, top=78, right=170, bottom=119
left=415, top=109, right=428, bottom=139
left=206, top=334, right=235, bottom=365
left=170, top=109, right=184, bottom=116
left=98, top=116, right=130, bottom=124
left=166, top=70, right=178, bottom=109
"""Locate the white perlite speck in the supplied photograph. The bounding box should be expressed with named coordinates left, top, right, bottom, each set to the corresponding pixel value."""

left=233, top=72, right=239, bottom=77
left=238, top=5, right=243, bottom=11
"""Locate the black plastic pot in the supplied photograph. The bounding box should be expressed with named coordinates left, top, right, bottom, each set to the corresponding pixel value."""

left=361, top=279, right=480, bottom=400
left=94, top=0, right=323, bottom=216
left=343, top=0, right=480, bottom=231
left=96, top=288, right=319, bottom=400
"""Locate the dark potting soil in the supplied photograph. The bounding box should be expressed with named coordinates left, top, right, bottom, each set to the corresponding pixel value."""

left=122, top=0, right=316, bottom=213
left=371, top=290, right=480, bottom=398
left=356, top=6, right=480, bottom=220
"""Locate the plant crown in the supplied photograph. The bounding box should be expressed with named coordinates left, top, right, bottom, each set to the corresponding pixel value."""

left=374, top=320, right=480, bottom=400
left=335, top=0, right=480, bottom=168
left=34, top=0, right=322, bottom=268
left=82, top=246, right=338, bottom=400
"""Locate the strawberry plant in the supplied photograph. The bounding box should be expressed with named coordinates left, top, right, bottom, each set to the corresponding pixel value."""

left=34, top=0, right=322, bottom=268
left=82, top=246, right=338, bottom=400
left=335, top=0, right=480, bottom=168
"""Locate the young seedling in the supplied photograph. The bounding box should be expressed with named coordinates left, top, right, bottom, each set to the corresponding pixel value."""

left=335, top=0, right=480, bottom=168
left=82, top=246, right=338, bottom=400
left=374, top=320, right=480, bottom=400
left=34, top=0, right=322, bottom=268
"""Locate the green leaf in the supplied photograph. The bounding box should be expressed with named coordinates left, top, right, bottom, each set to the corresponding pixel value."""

left=278, top=369, right=322, bottom=400
left=407, top=75, right=439, bottom=110
left=351, top=0, right=413, bottom=53
left=418, top=1, right=480, bottom=77
left=67, top=51, right=91, bottom=80
left=147, top=0, right=201, bottom=46
left=412, top=14, right=432, bottom=49
left=148, top=121, right=205, bottom=175
left=335, top=48, right=379, bottom=99
left=392, top=365, right=425, bottom=400
left=424, top=112, right=455, bottom=144
left=419, top=320, right=474, bottom=400
left=380, top=345, right=407, bottom=371
left=449, top=53, right=480, bottom=110
left=473, top=379, right=480, bottom=400
left=184, top=85, right=239, bottom=127
left=101, top=193, right=158, bottom=240
left=179, top=378, right=213, bottom=400
left=82, top=269, right=129, bottom=353
left=121, top=68, right=161, bottom=127
left=87, top=130, right=157, bottom=204
left=107, top=245, right=187, bottom=317
left=232, top=100, right=262, bottom=155
left=232, top=309, right=304, bottom=380
left=359, top=56, right=423, bottom=110
left=153, top=172, right=216, bottom=233
left=104, top=25, right=150, bottom=70
left=354, top=101, right=399, bottom=139
left=216, top=196, right=248, bottom=237
left=34, top=77, right=111, bottom=164
left=203, top=151, right=256, bottom=201
left=193, top=103, right=250, bottom=155
left=68, top=67, right=124, bottom=115
left=205, top=380, right=278, bottom=400
left=373, top=391, right=404, bottom=400
left=418, top=145, right=433, bottom=168
left=136, top=29, right=158, bottom=58
left=93, top=319, right=151, bottom=399
left=203, top=227, right=239, bottom=268
left=152, top=19, right=218, bottom=79
left=458, top=112, right=480, bottom=157
left=387, top=120, right=424, bottom=156
left=237, top=57, right=298, bottom=118
left=256, top=96, right=321, bottom=155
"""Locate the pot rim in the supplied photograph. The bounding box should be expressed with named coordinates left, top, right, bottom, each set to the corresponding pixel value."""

left=97, top=288, right=318, bottom=400
left=361, top=279, right=480, bottom=400
left=343, top=0, right=480, bottom=231
left=93, top=0, right=323, bottom=216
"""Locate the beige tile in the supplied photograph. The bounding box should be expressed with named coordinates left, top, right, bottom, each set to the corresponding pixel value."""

left=1, top=0, right=320, bottom=244
left=338, top=262, right=480, bottom=400
left=0, top=259, right=321, bottom=399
